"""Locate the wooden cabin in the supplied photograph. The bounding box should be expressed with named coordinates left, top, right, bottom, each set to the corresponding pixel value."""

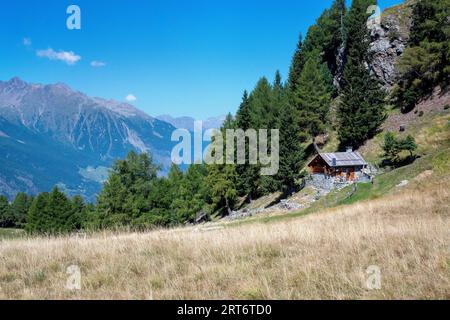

left=307, top=148, right=367, bottom=182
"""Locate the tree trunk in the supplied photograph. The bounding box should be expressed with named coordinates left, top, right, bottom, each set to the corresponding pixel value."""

left=225, top=198, right=232, bottom=216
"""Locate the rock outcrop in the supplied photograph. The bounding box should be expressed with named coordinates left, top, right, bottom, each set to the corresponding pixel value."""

left=368, top=1, right=414, bottom=90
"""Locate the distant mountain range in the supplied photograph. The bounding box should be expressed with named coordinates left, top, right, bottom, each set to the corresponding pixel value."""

left=0, top=77, right=220, bottom=201
left=156, top=114, right=225, bottom=131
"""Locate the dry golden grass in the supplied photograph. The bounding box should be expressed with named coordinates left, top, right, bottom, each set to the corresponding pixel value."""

left=0, top=179, right=449, bottom=300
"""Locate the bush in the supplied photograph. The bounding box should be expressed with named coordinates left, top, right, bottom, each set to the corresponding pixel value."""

left=382, top=133, right=418, bottom=166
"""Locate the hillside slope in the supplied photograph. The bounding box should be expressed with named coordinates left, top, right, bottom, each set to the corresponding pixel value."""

left=0, top=78, right=177, bottom=200
left=0, top=168, right=448, bottom=299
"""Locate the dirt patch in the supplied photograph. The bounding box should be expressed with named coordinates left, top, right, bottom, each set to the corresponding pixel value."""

left=383, top=87, right=450, bottom=132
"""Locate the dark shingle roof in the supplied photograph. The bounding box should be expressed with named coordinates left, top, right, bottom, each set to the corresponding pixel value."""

left=317, top=152, right=367, bottom=167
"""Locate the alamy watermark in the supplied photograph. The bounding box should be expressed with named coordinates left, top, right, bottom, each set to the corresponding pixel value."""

left=66, top=265, right=81, bottom=291
left=66, top=5, right=81, bottom=30
left=171, top=121, right=279, bottom=176
left=367, top=5, right=382, bottom=28
left=365, top=265, right=382, bottom=290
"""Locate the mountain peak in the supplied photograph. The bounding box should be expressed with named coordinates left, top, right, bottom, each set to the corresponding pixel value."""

left=7, top=77, right=27, bottom=88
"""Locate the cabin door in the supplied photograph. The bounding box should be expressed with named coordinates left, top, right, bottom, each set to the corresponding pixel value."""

left=348, top=168, right=355, bottom=181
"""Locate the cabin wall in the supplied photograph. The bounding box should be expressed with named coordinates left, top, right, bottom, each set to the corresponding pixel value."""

left=309, top=165, right=365, bottom=182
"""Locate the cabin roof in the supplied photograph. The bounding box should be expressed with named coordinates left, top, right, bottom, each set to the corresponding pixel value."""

left=309, top=152, right=367, bottom=167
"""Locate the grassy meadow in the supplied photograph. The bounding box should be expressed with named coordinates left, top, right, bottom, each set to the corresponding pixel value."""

left=0, top=168, right=449, bottom=299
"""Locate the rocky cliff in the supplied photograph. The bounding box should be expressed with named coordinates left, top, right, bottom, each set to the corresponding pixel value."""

left=368, top=1, right=415, bottom=89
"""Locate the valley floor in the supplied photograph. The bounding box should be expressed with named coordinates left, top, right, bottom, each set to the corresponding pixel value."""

left=0, top=174, right=449, bottom=299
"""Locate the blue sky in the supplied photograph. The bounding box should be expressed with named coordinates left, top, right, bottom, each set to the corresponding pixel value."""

left=0, top=0, right=402, bottom=119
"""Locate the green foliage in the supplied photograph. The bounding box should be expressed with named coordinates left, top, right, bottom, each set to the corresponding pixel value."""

left=170, top=164, right=209, bottom=223
left=95, top=151, right=165, bottom=228
left=25, top=187, right=78, bottom=234
left=394, top=0, right=450, bottom=111
left=383, top=132, right=398, bottom=162
left=10, top=193, right=32, bottom=228
left=235, top=91, right=257, bottom=197
left=207, top=164, right=238, bottom=216
left=288, top=34, right=306, bottom=92
left=337, top=0, right=386, bottom=149
left=25, top=192, right=50, bottom=233
left=206, top=112, right=239, bottom=215
left=0, top=195, right=13, bottom=228
left=294, top=52, right=332, bottom=139
left=382, top=132, right=418, bottom=164
left=276, top=103, right=306, bottom=194
left=303, top=0, right=346, bottom=76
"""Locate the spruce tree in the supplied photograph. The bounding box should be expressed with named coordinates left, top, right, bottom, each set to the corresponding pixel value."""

left=206, top=116, right=238, bottom=215
left=277, top=104, right=305, bottom=195
left=0, top=195, right=13, bottom=228
left=395, top=0, right=450, bottom=111
left=288, top=34, right=306, bottom=93
left=25, top=192, right=50, bottom=234
left=96, top=151, right=160, bottom=228
left=337, top=0, right=386, bottom=149
left=11, top=192, right=31, bottom=228
left=68, top=195, right=86, bottom=231
left=302, top=0, right=346, bottom=78
left=46, top=187, right=73, bottom=233
left=294, top=52, right=331, bottom=140
left=206, top=164, right=238, bottom=216
left=235, top=91, right=253, bottom=196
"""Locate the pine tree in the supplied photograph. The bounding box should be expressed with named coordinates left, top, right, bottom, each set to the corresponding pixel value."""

left=382, top=132, right=399, bottom=163
left=294, top=53, right=331, bottom=140
left=236, top=91, right=251, bottom=131
left=394, top=0, right=450, bottom=111
left=96, top=151, right=160, bottom=228
left=288, top=34, right=306, bottom=93
left=96, top=174, right=128, bottom=227
left=11, top=192, right=31, bottom=228
left=68, top=195, right=86, bottom=231
left=400, top=135, right=418, bottom=158
left=206, top=164, right=238, bottom=216
left=171, top=164, right=208, bottom=223
left=0, top=195, right=13, bottom=228
left=25, top=192, right=50, bottom=234
left=277, top=103, right=305, bottom=195
left=302, top=0, right=346, bottom=78
left=235, top=91, right=253, bottom=196
left=337, top=0, right=386, bottom=149
left=46, top=187, right=73, bottom=233
left=206, top=115, right=238, bottom=215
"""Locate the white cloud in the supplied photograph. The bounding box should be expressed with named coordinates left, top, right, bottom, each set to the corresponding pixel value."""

left=23, top=38, right=32, bottom=47
left=125, top=94, right=137, bottom=102
left=36, top=48, right=81, bottom=65
left=90, top=60, right=106, bottom=68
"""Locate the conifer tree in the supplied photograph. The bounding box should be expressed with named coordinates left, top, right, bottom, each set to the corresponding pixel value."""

left=68, top=195, right=86, bottom=230
left=206, top=116, right=238, bottom=215
left=337, top=0, right=386, bottom=149
left=46, top=187, right=73, bottom=233
left=276, top=104, right=305, bottom=195
left=394, top=0, right=450, bottom=111
left=294, top=53, right=332, bottom=140
left=235, top=91, right=254, bottom=196
left=0, top=195, right=13, bottom=228
left=302, top=0, right=346, bottom=78
left=11, top=192, right=31, bottom=228
left=288, top=34, right=306, bottom=93
left=25, top=192, right=50, bottom=234
left=207, top=164, right=238, bottom=216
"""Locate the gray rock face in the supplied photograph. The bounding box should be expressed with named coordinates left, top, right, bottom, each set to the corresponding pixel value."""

left=333, top=44, right=346, bottom=89
left=368, top=4, right=413, bottom=89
